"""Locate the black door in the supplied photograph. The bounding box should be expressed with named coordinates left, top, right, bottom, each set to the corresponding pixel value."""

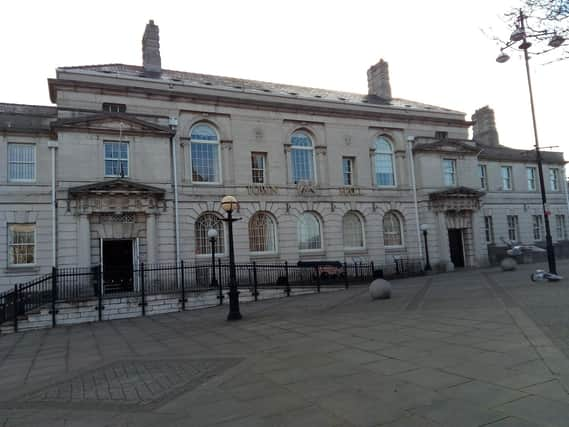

left=448, top=229, right=465, bottom=268
left=103, top=239, right=133, bottom=292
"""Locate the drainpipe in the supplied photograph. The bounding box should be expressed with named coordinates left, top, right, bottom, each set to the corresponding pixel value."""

left=407, top=136, right=423, bottom=261
left=169, top=117, right=180, bottom=265
left=48, top=141, right=58, bottom=267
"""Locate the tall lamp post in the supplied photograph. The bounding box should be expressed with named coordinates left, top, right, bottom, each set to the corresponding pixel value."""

left=496, top=10, right=564, bottom=275
left=420, top=224, right=432, bottom=271
left=221, top=195, right=242, bottom=321
left=207, top=228, right=218, bottom=289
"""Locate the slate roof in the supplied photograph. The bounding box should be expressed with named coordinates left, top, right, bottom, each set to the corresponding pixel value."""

left=475, top=142, right=565, bottom=165
left=57, top=64, right=464, bottom=115
left=0, top=103, right=57, bottom=133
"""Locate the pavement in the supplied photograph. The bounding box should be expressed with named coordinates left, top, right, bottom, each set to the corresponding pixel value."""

left=1, top=262, right=569, bottom=426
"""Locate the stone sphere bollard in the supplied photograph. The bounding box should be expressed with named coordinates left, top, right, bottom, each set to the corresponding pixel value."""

left=369, top=279, right=392, bottom=300
left=500, top=257, right=517, bottom=271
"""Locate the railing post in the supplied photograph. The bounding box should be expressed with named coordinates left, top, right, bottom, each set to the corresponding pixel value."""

left=180, top=260, right=186, bottom=311
left=140, top=262, right=146, bottom=316
left=344, top=262, right=349, bottom=289
left=217, top=259, right=223, bottom=305
left=285, top=261, right=290, bottom=297
left=51, top=267, right=58, bottom=328
left=370, top=261, right=375, bottom=281
left=252, top=262, right=259, bottom=302
left=316, top=266, right=321, bottom=293
left=96, top=265, right=103, bottom=322
left=13, top=284, right=18, bottom=333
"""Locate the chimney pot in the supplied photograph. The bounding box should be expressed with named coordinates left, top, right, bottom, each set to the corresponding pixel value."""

left=472, top=106, right=500, bottom=146
left=142, top=20, right=161, bottom=78
left=367, top=59, right=392, bottom=100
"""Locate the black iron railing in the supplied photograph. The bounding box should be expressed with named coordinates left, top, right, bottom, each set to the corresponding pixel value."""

left=0, top=258, right=424, bottom=331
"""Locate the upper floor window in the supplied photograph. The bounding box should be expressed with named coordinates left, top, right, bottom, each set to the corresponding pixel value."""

left=532, top=215, right=544, bottom=241
left=291, top=131, right=315, bottom=184
left=375, top=136, right=395, bottom=187
left=195, top=213, right=224, bottom=255
left=8, top=143, right=36, bottom=182
left=501, top=166, right=513, bottom=191
left=549, top=168, right=560, bottom=191
left=249, top=212, right=277, bottom=253
left=443, top=159, right=457, bottom=186
left=343, top=211, right=365, bottom=249
left=527, top=167, right=537, bottom=191
left=507, top=215, right=519, bottom=242
left=484, top=216, right=494, bottom=243
left=251, top=152, right=266, bottom=184
left=102, top=103, right=126, bottom=113
left=556, top=215, right=567, bottom=240
left=190, top=124, right=220, bottom=183
left=104, top=141, right=129, bottom=177
left=435, top=131, right=448, bottom=140
left=383, top=211, right=404, bottom=247
left=342, top=157, right=355, bottom=186
left=479, top=165, right=487, bottom=190
left=298, top=212, right=322, bottom=250
left=8, top=223, right=35, bottom=266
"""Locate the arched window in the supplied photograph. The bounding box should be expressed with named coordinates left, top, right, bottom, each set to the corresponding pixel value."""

left=375, top=136, right=395, bottom=186
left=291, top=131, right=315, bottom=184
left=249, top=212, right=277, bottom=253
left=343, top=212, right=365, bottom=249
left=298, top=212, right=322, bottom=250
left=190, top=123, right=220, bottom=183
left=383, top=211, right=403, bottom=247
left=195, top=213, right=224, bottom=255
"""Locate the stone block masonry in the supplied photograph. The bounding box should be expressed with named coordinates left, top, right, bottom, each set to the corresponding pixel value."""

left=1, top=286, right=344, bottom=334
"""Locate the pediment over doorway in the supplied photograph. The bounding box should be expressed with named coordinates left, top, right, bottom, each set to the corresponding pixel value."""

left=428, top=186, right=483, bottom=212
left=67, top=179, right=166, bottom=215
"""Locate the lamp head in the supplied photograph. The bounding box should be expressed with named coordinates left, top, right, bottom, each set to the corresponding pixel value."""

left=207, top=228, right=218, bottom=239
left=221, top=195, right=238, bottom=213
left=549, top=34, right=565, bottom=48
left=168, top=116, right=178, bottom=132
left=420, top=224, right=429, bottom=232
left=510, top=27, right=525, bottom=42
left=496, top=51, right=510, bottom=63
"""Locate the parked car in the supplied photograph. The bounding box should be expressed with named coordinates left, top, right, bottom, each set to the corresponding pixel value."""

left=297, top=261, right=345, bottom=279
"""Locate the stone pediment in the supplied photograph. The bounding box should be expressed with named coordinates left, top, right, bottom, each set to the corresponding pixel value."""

left=68, top=179, right=165, bottom=197
left=51, top=114, right=171, bottom=137
left=414, top=140, right=479, bottom=154
left=429, top=186, right=483, bottom=212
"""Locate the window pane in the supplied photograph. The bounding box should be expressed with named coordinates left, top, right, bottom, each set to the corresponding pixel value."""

left=251, top=153, right=266, bottom=184
left=8, top=144, right=35, bottom=181
left=343, top=212, right=364, bottom=248
left=249, top=213, right=276, bottom=252
left=376, top=153, right=394, bottom=186
left=298, top=213, right=321, bottom=250
left=191, top=124, right=218, bottom=141
left=292, top=149, right=314, bottom=183
left=194, top=214, right=224, bottom=255
left=383, top=213, right=402, bottom=246
left=9, top=224, right=35, bottom=265
left=291, top=132, right=312, bottom=147
left=192, top=143, right=219, bottom=182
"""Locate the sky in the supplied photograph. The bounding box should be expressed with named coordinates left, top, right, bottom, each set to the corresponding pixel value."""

left=2, top=0, right=568, bottom=161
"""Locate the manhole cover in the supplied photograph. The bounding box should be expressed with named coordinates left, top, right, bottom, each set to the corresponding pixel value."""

left=19, top=358, right=241, bottom=409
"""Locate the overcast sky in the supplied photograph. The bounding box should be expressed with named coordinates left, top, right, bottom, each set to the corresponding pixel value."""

left=3, top=0, right=568, bottom=162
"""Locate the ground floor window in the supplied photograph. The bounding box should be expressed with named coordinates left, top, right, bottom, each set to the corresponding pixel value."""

left=532, top=215, right=544, bottom=241
left=195, top=213, right=225, bottom=255
left=484, top=216, right=494, bottom=243
left=507, top=215, right=518, bottom=242
left=383, top=212, right=403, bottom=247
left=8, top=223, right=35, bottom=266
left=556, top=215, right=567, bottom=240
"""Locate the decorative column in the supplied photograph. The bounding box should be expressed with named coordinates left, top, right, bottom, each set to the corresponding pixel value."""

left=146, top=213, right=157, bottom=264
left=395, top=150, right=408, bottom=187
left=315, top=146, right=328, bottom=186
left=77, top=214, right=91, bottom=267
left=369, top=147, right=376, bottom=186
left=220, top=140, right=234, bottom=184
left=436, top=211, right=453, bottom=271
left=284, top=143, right=292, bottom=184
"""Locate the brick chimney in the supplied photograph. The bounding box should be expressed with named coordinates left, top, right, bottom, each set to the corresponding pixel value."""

left=142, top=20, right=161, bottom=78
left=472, top=106, right=500, bottom=146
left=367, top=59, right=392, bottom=101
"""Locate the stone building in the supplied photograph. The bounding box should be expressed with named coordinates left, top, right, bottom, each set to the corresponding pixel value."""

left=0, top=20, right=567, bottom=291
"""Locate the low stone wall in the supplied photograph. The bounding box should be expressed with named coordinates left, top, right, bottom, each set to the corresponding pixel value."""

left=487, top=241, right=569, bottom=266
left=1, top=286, right=342, bottom=334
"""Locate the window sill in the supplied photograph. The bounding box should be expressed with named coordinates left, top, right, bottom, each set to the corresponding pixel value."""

left=249, top=253, right=280, bottom=260
left=299, top=250, right=326, bottom=257
left=344, top=247, right=367, bottom=254
left=6, top=181, right=37, bottom=185
left=4, top=265, right=40, bottom=274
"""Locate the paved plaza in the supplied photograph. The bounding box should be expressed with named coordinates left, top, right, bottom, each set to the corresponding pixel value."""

left=1, top=262, right=569, bottom=426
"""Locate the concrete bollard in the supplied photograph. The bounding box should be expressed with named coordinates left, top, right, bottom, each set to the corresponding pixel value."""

left=369, top=279, right=392, bottom=300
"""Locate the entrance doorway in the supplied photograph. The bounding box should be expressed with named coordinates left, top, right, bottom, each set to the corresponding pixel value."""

left=448, top=229, right=465, bottom=268
left=102, top=239, right=134, bottom=292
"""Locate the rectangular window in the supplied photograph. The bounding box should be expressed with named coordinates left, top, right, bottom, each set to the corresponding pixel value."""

left=484, top=216, right=494, bottom=243
left=8, top=224, right=35, bottom=266
left=507, top=215, right=519, bottom=242
left=549, top=168, right=559, bottom=191
left=435, top=131, right=448, bottom=140
left=527, top=167, right=537, bottom=191
left=479, top=164, right=487, bottom=190
left=443, top=159, right=457, bottom=186
left=342, top=157, right=354, bottom=186
left=104, top=142, right=129, bottom=177
left=556, top=215, right=567, bottom=240
left=251, top=152, right=266, bottom=184
left=102, top=102, right=126, bottom=113
left=532, top=215, right=544, bottom=241
left=8, top=143, right=36, bottom=182
left=501, top=166, right=512, bottom=191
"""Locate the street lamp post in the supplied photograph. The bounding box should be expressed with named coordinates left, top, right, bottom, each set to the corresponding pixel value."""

left=496, top=10, right=564, bottom=275
left=221, top=195, right=242, bottom=321
left=420, top=224, right=432, bottom=271
left=207, top=228, right=218, bottom=289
